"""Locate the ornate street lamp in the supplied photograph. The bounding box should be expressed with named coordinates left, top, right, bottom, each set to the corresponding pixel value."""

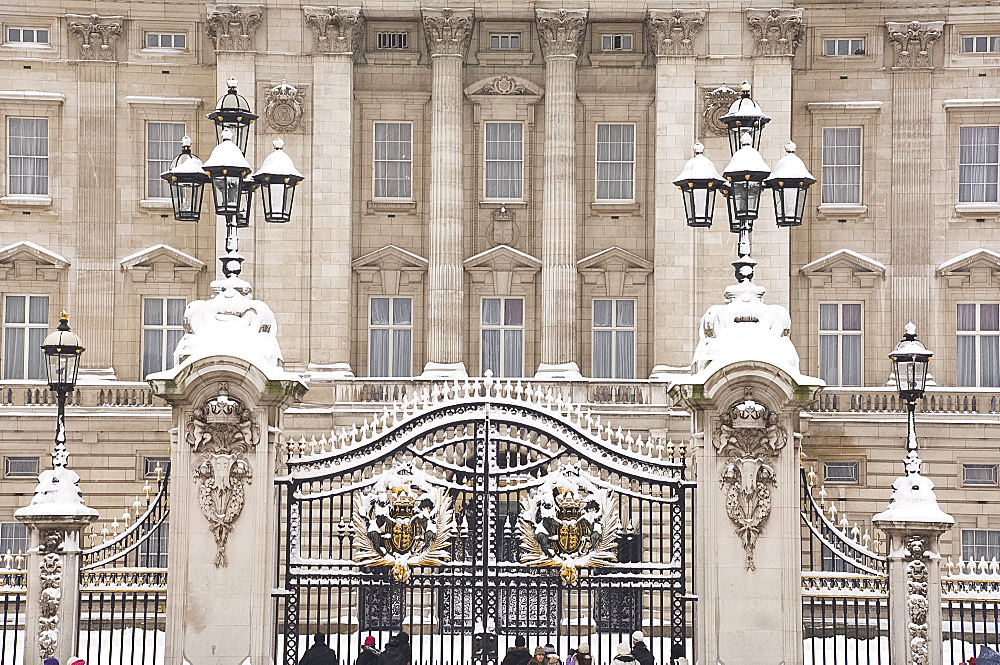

left=235, top=178, right=258, bottom=228
left=253, top=138, right=305, bottom=223
left=159, top=136, right=210, bottom=222
left=764, top=141, right=816, bottom=228
left=672, top=142, right=727, bottom=228
left=889, top=323, right=933, bottom=473
left=722, top=132, right=772, bottom=235
left=203, top=128, right=252, bottom=217
left=720, top=80, right=772, bottom=155
left=206, top=77, right=257, bottom=154
left=40, top=312, right=84, bottom=468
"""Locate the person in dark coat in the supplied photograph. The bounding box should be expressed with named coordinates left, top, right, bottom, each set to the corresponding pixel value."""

left=611, top=643, right=636, bottom=665
left=574, top=642, right=592, bottom=665
left=630, top=632, right=653, bottom=665
left=501, top=636, right=532, bottom=665
left=300, top=633, right=339, bottom=665
left=356, top=636, right=381, bottom=665
left=379, top=631, right=412, bottom=665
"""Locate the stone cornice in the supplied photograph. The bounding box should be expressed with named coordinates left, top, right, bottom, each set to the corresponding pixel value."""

left=745, top=8, right=803, bottom=57
left=421, top=8, right=475, bottom=58
left=644, top=9, right=706, bottom=57
left=535, top=8, right=588, bottom=59
left=66, top=14, right=124, bottom=62
left=302, top=6, right=365, bottom=55
left=205, top=4, right=265, bottom=53
left=885, top=20, right=944, bottom=69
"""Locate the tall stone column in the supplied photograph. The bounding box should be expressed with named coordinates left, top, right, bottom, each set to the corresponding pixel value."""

left=534, top=8, right=587, bottom=380
left=645, top=10, right=706, bottom=376
left=66, top=14, right=124, bottom=376
left=302, top=6, right=365, bottom=379
left=421, top=8, right=474, bottom=379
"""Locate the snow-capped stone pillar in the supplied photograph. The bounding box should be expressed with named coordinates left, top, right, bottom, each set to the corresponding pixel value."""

left=873, top=457, right=953, bottom=665
left=421, top=8, right=474, bottom=379
left=672, top=279, right=822, bottom=665
left=535, top=8, right=588, bottom=380
left=148, top=276, right=306, bottom=665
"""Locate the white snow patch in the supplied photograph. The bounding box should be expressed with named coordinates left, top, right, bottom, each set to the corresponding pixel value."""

left=873, top=473, right=954, bottom=524
left=800, top=248, right=887, bottom=274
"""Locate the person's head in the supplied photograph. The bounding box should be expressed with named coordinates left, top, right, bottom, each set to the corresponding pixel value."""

left=515, top=636, right=526, bottom=648
left=397, top=631, right=410, bottom=644
left=364, top=636, right=376, bottom=647
left=314, top=633, right=327, bottom=645
left=631, top=631, right=645, bottom=646
left=577, top=642, right=590, bottom=655
left=544, top=644, right=555, bottom=655
left=548, top=656, right=560, bottom=665
left=534, top=647, right=546, bottom=661
left=617, top=643, right=631, bottom=658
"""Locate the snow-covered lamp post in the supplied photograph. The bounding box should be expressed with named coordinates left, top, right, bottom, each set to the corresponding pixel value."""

left=874, top=324, right=952, bottom=665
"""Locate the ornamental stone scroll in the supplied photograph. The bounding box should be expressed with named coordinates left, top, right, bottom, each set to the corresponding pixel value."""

left=535, top=8, right=588, bottom=59
left=645, top=9, right=706, bottom=57
left=205, top=4, right=265, bottom=52
left=302, top=5, right=365, bottom=55
left=746, top=8, right=803, bottom=57
left=421, top=8, right=475, bottom=58
left=263, top=80, right=305, bottom=132
left=66, top=14, right=124, bottom=61
left=885, top=21, right=944, bottom=69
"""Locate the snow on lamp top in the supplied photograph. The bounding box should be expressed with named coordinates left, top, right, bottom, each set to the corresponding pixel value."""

left=765, top=142, right=816, bottom=184
left=722, top=132, right=772, bottom=179
left=252, top=137, right=305, bottom=182
left=873, top=461, right=953, bottom=525
left=203, top=128, right=252, bottom=172
left=673, top=142, right=726, bottom=184
left=15, top=465, right=99, bottom=519
left=721, top=80, right=772, bottom=125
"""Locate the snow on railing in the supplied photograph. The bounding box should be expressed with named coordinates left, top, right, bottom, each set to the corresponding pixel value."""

left=801, top=571, right=888, bottom=597
left=0, top=550, right=26, bottom=589
left=943, top=558, right=1000, bottom=599
left=0, top=381, right=161, bottom=407
left=813, top=387, right=1000, bottom=414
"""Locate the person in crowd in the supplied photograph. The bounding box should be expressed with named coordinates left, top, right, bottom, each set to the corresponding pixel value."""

left=548, top=653, right=561, bottom=665
left=300, top=633, right=339, bottom=665
left=574, top=642, right=592, bottom=665
left=612, top=643, right=635, bottom=665
left=630, top=631, right=654, bottom=665
left=356, top=635, right=381, bottom=665
left=531, top=646, right=547, bottom=665
left=501, top=635, right=532, bottom=665
left=565, top=647, right=577, bottom=665
left=379, top=631, right=412, bottom=665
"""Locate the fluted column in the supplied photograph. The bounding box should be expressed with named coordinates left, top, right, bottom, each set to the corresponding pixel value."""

left=421, top=8, right=474, bottom=378
left=534, top=8, right=587, bottom=380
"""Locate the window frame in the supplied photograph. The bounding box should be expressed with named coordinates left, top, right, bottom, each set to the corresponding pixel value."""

left=2, top=294, right=49, bottom=380
left=5, top=27, right=49, bottom=45
left=0, top=522, right=28, bottom=556
left=818, top=301, right=864, bottom=387
left=368, top=296, right=413, bottom=378
left=956, top=302, right=1000, bottom=387
left=479, top=296, right=525, bottom=378
left=483, top=121, right=524, bottom=202
left=4, top=456, right=40, bottom=478
left=591, top=298, right=636, bottom=379
left=822, top=37, right=866, bottom=57
left=143, top=456, right=171, bottom=479
left=141, top=296, right=187, bottom=379
left=594, top=122, right=636, bottom=203
left=962, top=463, right=999, bottom=487
left=600, top=33, right=634, bottom=52
left=960, top=35, right=1000, bottom=54
left=822, top=460, right=860, bottom=485
left=958, top=125, right=1000, bottom=204
left=143, top=32, right=187, bottom=50
left=372, top=121, right=413, bottom=202
left=146, top=121, right=186, bottom=199
left=489, top=33, right=521, bottom=50
left=375, top=31, right=408, bottom=50
left=961, top=529, right=1000, bottom=562
left=7, top=116, right=49, bottom=197
left=820, top=126, right=863, bottom=205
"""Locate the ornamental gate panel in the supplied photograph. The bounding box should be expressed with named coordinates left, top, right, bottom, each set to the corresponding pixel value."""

left=274, top=382, right=694, bottom=665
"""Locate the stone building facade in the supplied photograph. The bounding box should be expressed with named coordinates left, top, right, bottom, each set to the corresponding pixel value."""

left=0, top=0, right=998, bottom=564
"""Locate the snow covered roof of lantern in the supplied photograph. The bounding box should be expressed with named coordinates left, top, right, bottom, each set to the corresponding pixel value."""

left=203, top=129, right=251, bottom=170
left=873, top=470, right=953, bottom=525
left=673, top=143, right=725, bottom=184
left=253, top=138, right=304, bottom=180
left=765, top=142, right=815, bottom=183
left=723, top=134, right=771, bottom=176
left=722, top=84, right=771, bottom=123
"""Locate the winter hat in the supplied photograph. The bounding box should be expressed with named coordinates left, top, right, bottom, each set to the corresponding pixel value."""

left=577, top=643, right=590, bottom=655
left=44, top=659, right=59, bottom=665
left=544, top=644, right=556, bottom=655
left=631, top=631, right=645, bottom=644
left=515, top=636, right=527, bottom=648
left=617, top=643, right=631, bottom=657
left=70, top=660, right=86, bottom=665
left=364, top=636, right=376, bottom=647
left=535, top=647, right=547, bottom=657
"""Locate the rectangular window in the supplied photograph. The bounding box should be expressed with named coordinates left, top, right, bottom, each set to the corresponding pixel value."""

left=373, top=122, right=412, bottom=199
left=823, top=461, right=860, bottom=484
left=376, top=31, right=408, bottom=49
left=139, top=522, right=168, bottom=567
left=819, top=303, right=862, bottom=386
left=369, top=297, right=412, bottom=377
left=823, top=38, right=865, bottom=56
left=144, top=457, right=171, bottom=479
left=4, top=456, right=39, bottom=478
left=821, top=127, right=862, bottom=204
left=145, top=33, right=186, bottom=49
left=481, top=297, right=524, bottom=378
left=961, top=36, right=1000, bottom=53
left=959, top=126, right=999, bottom=203
left=6, top=28, right=49, bottom=44
left=601, top=34, right=633, bottom=51
left=489, top=33, right=520, bottom=50
left=593, top=299, right=635, bottom=379
left=8, top=117, right=48, bottom=196
left=484, top=122, right=523, bottom=200
left=3, top=295, right=48, bottom=380
left=962, top=529, right=1000, bottom=562
left=957, top=303, right=1000, bottom=387
left=146, top=122, right=186, bottom=198
left=0, top=522, right=28, bottom=556
left=142, top=297, right=186, bottom=379
left=963, top=463, right=999, bottom=486
left=596, top=123, right=635, bottom=201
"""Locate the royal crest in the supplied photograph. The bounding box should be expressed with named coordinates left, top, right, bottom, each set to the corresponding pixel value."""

left=353, top=461, right=455, bottom=582
left=519, top=464, right=620, bottom=584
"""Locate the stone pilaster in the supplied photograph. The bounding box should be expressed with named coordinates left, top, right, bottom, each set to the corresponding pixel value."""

left=646, top=10, right=705, bottom=375
left=534, top=8, right=587, bottom=380
left=302, top=6, right=365, bottom=379
left=421, top=8, right=474, bottom=378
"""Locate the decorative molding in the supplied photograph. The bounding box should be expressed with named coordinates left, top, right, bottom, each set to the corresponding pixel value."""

left=902, top=535, right=931, bottom=665
left=119, top=243, right=206, bottom=283
left=806, top=101, right=883, bottom=115
left=745, top=8, right=803, bottom=57
left=535, top=8, right=588, bottom=59
left=702, top=86, right=740, bottom=137
left=472, top=75, right=529, bottom=96
left=645, top=9, right=706, bottom=57
left=885, top=20, right=944, bottom=69
left=464, top=76, right=544, bottom=107
left=488, top=205, right=518, bottom=246
left=66, top=14, right=124, bottom=61
left=0, top=91, right=65, bottom=105
left=302, top=5, right=365, bottom=55
left=800, top=249, right=886, bottom=289
left=37, top=529, right=63, bottom=659
left=205, top=4, right=265, bottom=53
left=421, top=8, right=475, bottom=58
left=352, top=245, right=428, bottom=296
left=464, top=244, right=541, bottom=296
left=935, top=248, right=1000, bottom=288
left=943, top=98, right=1000, bottom=111
left=0, top=241, right=69, bottom=280
left=577, top=247, right=653, bottom=298
left=186, top=389, right=259, bottom=567
left=125, top=96, right=203, bottom=108
left=263, top=80, right=304, bottom=132
left=714, top=396, right=788, bottom=570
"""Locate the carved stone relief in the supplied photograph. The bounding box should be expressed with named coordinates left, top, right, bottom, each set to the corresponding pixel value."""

left=903, top=535, right=931, bottom=665
left=66, top=14, right=124, bottom=61
left=645, top=9, right=706, bottom=57
left=186, top=386, right=259, bottom=566
left=702, top=86, right=740, bottom=137
left=474, top=75, right=530, bottom=96
left=263, top=80, right=304, bottom=133
left=37, top=529, right=63, bottom=658
left=206, top=4, right=265, bottom=52
left=713, top=393, right=788, bottom=570
left=487, top=206, right=519, bottom=247
left=421, top=8, right=475, bottom=57
left=746, top=8, right=803, bottom=57
left=885, top=21, right=944, bottom=69
left=535, top=8, right=588, bottom=59
left=302, top=5, right=365, bottom=55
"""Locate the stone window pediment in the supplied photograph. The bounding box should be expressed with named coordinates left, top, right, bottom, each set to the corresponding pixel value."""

left=352, top=245, right=428, bottom=295
left=577, top=246, right=652, bottom=297
left=936, top=248, right=1000, bottom=288
left=464, top=76, right=543, bottom=106
left=464, top=244, right=541, bottom=295
left=120, top=243, right=206, bottom=283
left=0, top=240, right=69, bottom=280
left=800, top=249, right=886, bottom=288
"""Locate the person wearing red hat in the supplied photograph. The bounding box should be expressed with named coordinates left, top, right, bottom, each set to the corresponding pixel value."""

left=357, top=635, right=381, bottom=665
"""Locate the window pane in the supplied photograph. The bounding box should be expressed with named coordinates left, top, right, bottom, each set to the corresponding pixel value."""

left=5, top=296, right=25, bottom=324
left=174, top=34, right=186, bottom=48
left=166, top=329, right=184, bottom=371
left=593, top=300, right=612, bottom=327
left=144, top=298, right=164, bottom=326
left=482, top=329, right=501, bottom=376
left=819, top=304, right=838, bottom=330
left=842, top=303, right=861, bottom=331
left=503, top=329, right=523, bottom=377
left=167, top=299, right=186, bottom=326
left=615, top=330, right=635, bottom=379
left=147, top=33, right=158, bottom=48
left=593, top=330, right=612, bottom=378
left=958, top=303, right=977, bottom=331
left=819, top=334, right=838, bottom=386
left=981, top=304, right=1000, bottom=331
left=391, top=329, right=411, bottom=377
left=616, top=299, right=635, bottom=327
left=504, top=298, right=523, bottom=326
left=981, top=335, right=1000, bottom=387
left=482, top=298, right=501, bottom=326
left=369, top=329, right=389, bottom=376
left=392, top=297, right=412, bottom=325
left=26, top=327, right=46, bottom=380
left=3, top=328, right=24, bottom=379
left=841, top=335, right=861, bottom=386
left=957, top=335, right=977, bottom=387
left=370, top=298, right=389, bottom=325
left=143, top=329, right=164, bottom=377
left=27, top=296, right=47, bottom=325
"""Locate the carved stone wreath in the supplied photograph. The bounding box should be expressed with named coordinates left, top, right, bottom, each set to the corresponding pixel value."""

left=186, top=387, right=259, bottom=567
left=714, top=395, right=788, bottom=570
left=702, top=86, right=740, bottom=137
left=263, top=80, right=304, bottom=133
left=353, top=461, right=455, bottom=582
left=519, top=463, right=620, bottom=585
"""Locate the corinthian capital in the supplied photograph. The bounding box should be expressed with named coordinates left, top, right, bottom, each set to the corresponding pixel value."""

left=421, top=8, right=475, bottom=57
left=886, top=20, right=944, bottom=69
left=66, top=14, right=125, bottom=61
left=746, top=7, right=803, bottom=57
left=535, top=8, right=588, bottom=59
left=206, top=4, right=265, bottom=53
left=303, top=6, right=366, bottom=55
left=645, top=9, right=706, bottom=57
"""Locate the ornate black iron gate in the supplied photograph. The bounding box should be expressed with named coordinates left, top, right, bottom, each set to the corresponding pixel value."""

left=274, top=381, right=694, bottom=665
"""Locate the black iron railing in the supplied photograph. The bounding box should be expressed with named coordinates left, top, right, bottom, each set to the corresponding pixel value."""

left=0, top=554, right=26, bottom=664
left=942, top=560, right=1000, bottom=663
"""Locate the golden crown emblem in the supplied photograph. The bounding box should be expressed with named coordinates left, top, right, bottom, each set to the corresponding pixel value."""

left=555, top=488, right=582, bottom=513
left=388, top=486, right=416, bottom=509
